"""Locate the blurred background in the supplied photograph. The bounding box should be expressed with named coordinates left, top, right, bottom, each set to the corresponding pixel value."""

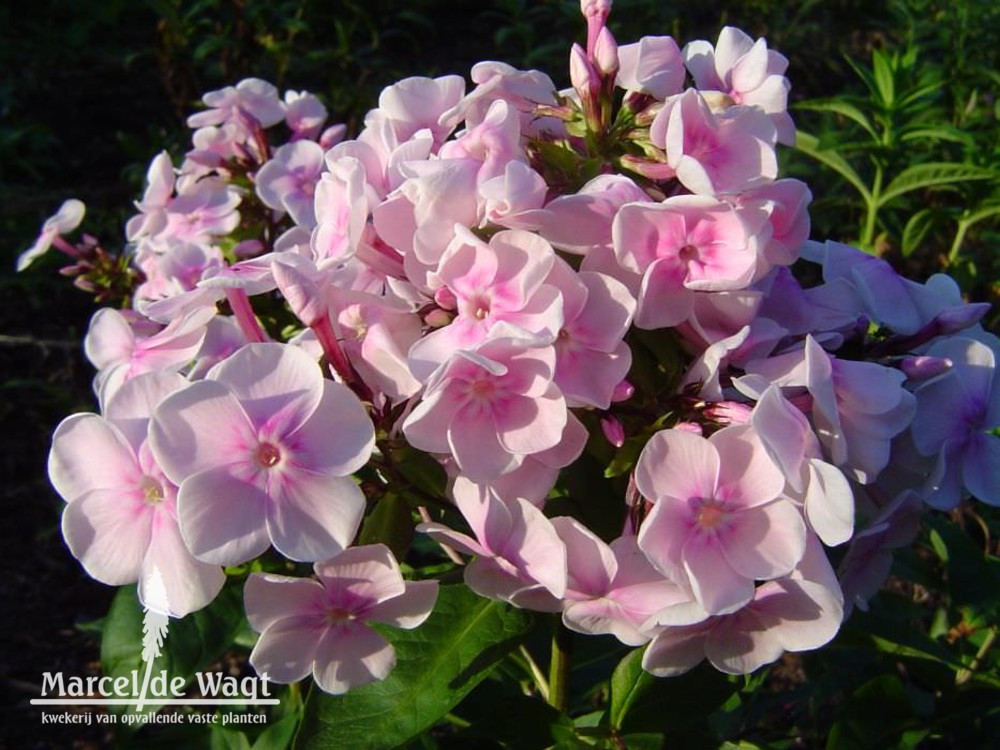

left=2, top=1, right=998, bottom=747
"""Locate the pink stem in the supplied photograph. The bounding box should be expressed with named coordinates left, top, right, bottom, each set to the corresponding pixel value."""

left=224, top=288, right=267, bottom=343
left=313, top=315, right=373, bottom=402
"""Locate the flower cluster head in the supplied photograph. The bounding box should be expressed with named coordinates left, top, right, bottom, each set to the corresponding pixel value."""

left=35, top=0, right=998, bottom=696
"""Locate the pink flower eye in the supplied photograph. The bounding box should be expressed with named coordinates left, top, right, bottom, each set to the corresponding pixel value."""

left=140, top=476, right=165, bottom=504
left=255, top=442, right=282, bottom=468
left=694, top=499, right=727, bottom=531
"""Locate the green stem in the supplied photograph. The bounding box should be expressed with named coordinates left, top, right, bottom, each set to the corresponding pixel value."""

left=519, top=644, right=550, bottom=701
left=956, top=626, right=998, bottom=685
left=548, top=620, right=573, bottom=713
left=861, top=163, right=884, bottom=251
left=947, top=218, right=970, bottom=266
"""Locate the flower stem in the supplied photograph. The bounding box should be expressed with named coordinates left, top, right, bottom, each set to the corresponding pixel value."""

left=548, top=619, right=573, bottom=713
left=225, top=287, right=267, bottom=343
left=956, top=626, right=998, bottom=685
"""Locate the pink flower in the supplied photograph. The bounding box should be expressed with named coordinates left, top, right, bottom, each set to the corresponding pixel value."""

left=17, top=199, right=86, bottom=271
left=187, top=78, right=286, bottom=131
left=418, top=478, right=567, bottom=608
left=245, top=545, right=438, bottom=694
left=642, top=537, right=843, bottom=676
left=555, top=520, right=700, bottom=645
left=255, top=140, right=325, bottom=227
left=683, top=27, right=795, bottom=144
left=615, top=36, right=685, bottom=100
left=49, top=373, right=224, bottom=616
left=374, top=75, right=466, bottom=146
left=546, top=260, right=635, bottom=409
left=635, top=426, right=807, bottom=615
left=283, top=90, right=328, bottom=141
left=407, top=228, right=563, bottom=380
left=149, top=343, right=375, bottom=565
left=612, top=195, right=762, bottom=329
left=403, top=330, right=568, bottom=482
left=649, top=89, right=778, bottom=196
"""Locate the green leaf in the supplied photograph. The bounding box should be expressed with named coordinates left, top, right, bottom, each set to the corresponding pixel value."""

left=252, top=713, right=301, bottom=750
left=878, top=163, right=994, bottom=207
left=608, top=648, right=648, bottom=730
left=794, top=99, right=878, bottom=140
left=901, top=208, right=936, bottom=257
left=793, top=131, right=872, bottom=204
left=358, top=493, right=415, bottom=560
left=871, top=49, right=896, bottom=107
left=899, top=126, right=974, bottom=146
left=210, top=726, right=252, bottom=750
left=295, top=585, right=534, bottom=750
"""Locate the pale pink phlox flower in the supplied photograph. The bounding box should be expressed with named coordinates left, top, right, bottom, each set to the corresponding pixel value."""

left=754, top=267, right=863, bottom=343
left=17, top=199, right=86, bottom=271
left=750, top=385, right=855, bottom=546
left=185, top=122, right=247, bottom=170
left=187, top=78, right=286, bottom=133
left=255, top=140, right=326, bottom=227
left=126, top=152, right=176, bottom=241
left=635, top=425, right=807, bottom=615
left=134, top=239, right=224, bottom=304
left=49, top=372, right=225, bottom=617
left=373, top=158, right=482, bottom=291
left=738, top=336, right=917, bottom=484
left=408, top=227, right=563, bottom=380
left=732, top=178, right=811, bottom=268
left=283, top=90, right=328, bottom=141
left=156, top=177, right=241, bottom=244
left=538, top=174, right=651, bottom=256
left=188, top=316, right=248, bottom=379
left=477, top=161, right=550, bottom=230
left=642, top=535, right=843, bottom=677
left=612, top=195, right=764, bottom=329
left=329, top=287, right=423, bottom=401
left=556, top=519, right=702, bottom=646
left=372, top=75, right=466, bottom=147
left=311, top=153, right=374, bottom=266
left=149, top=343, right=375, bottom=566
left=911, top=335, right=1000, bottom=508
left=683, top=27, right=795, bottom=145
left=85, top=306, right=215, bottom=406
left=615, top=36, right=686, bottom=100
left=649, top=89, right=778, bottom=196
left=440, top=61, right=561, bottom=139
left=403, top=327, right=568, bottom=482
left=545, top=258, right=634, bottom=409
left=838, top=490, right=922, bottom=616
left=418, top=477, right=567, bottom=609
left=439, top=99, right=527, bottom=183
left=245, top=544, right=438, bottom=694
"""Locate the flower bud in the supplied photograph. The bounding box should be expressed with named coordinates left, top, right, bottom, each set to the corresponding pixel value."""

left=611, top=379, right=634, bottom=402
left=594, top=27, right=619, bottom=78
left=600, top=414, right=625, bottom=448
left=901, top=355, right=952, bottom=382
left=570, top=43, right=600, bottom=100
left=272, top=260, right=326, bottom=327
left=704, top=400, right=753, bottom=425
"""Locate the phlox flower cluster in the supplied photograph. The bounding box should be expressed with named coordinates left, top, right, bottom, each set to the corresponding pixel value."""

left=30, top=0, right=999, bottom=694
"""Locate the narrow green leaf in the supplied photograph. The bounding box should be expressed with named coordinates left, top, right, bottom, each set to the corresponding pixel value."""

left=210, top=726, right=252, bottom=750
left=794, top=99, right=878, bottom=140
left=901, top=209, right=936, bottom=257
left=872, top=50, right=895, bottom=106
left=608, top=648, right=648, bottom=730
left=294, top=585, right=534, bottom=750
left=961, top=202, right=1000, bottom=229
left=793, top=131, right=872, bottom=204
left=899, top=126, right=974, bottom=146
left=878, top=163, right=994, bottom=207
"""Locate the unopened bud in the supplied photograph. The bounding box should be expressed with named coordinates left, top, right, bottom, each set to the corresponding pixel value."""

left=619, top=154, right=676, bottom=181
left=901, top=355, right=952, bottom=382
left=933, top=304, right=990, bottom=335
left=594, top=27, right=619, bottom=78
left=600, top=414, right=625, bottom=448
left=704, top=400, right=753, bottom=425
left=611, top=379, right=634, bottom=402
left=434, top=287, right=458, bottom=310
left=674, top=421, right=703, bottom=436
left=570, top=43, right=600, bottom=100
left=425, top=309, right=453, bottom=328
left=272, top=260, right=326, bottom=326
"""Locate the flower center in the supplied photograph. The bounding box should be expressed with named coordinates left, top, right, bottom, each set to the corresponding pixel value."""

left=140, top=476, right=165, bottom=505
left=469, top=377, right=496, bottom=400
left=678, top=244, right=699, bottom=263
left=694, top=499, right=728, bottom=531
left=255, top=442, right=282, bottom=468
left=323, top=606, right=356, bottom=625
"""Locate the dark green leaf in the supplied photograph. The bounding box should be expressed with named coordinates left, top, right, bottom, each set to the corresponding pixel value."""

left=878, top=163, right=994, bottom=207
left=295, top=585, right=534, bottom=750
left=901, top=209, right=936, bottom=257
left=358, top=493, right=415, bottom=560
left=795, top=99, right=878, bottom=140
